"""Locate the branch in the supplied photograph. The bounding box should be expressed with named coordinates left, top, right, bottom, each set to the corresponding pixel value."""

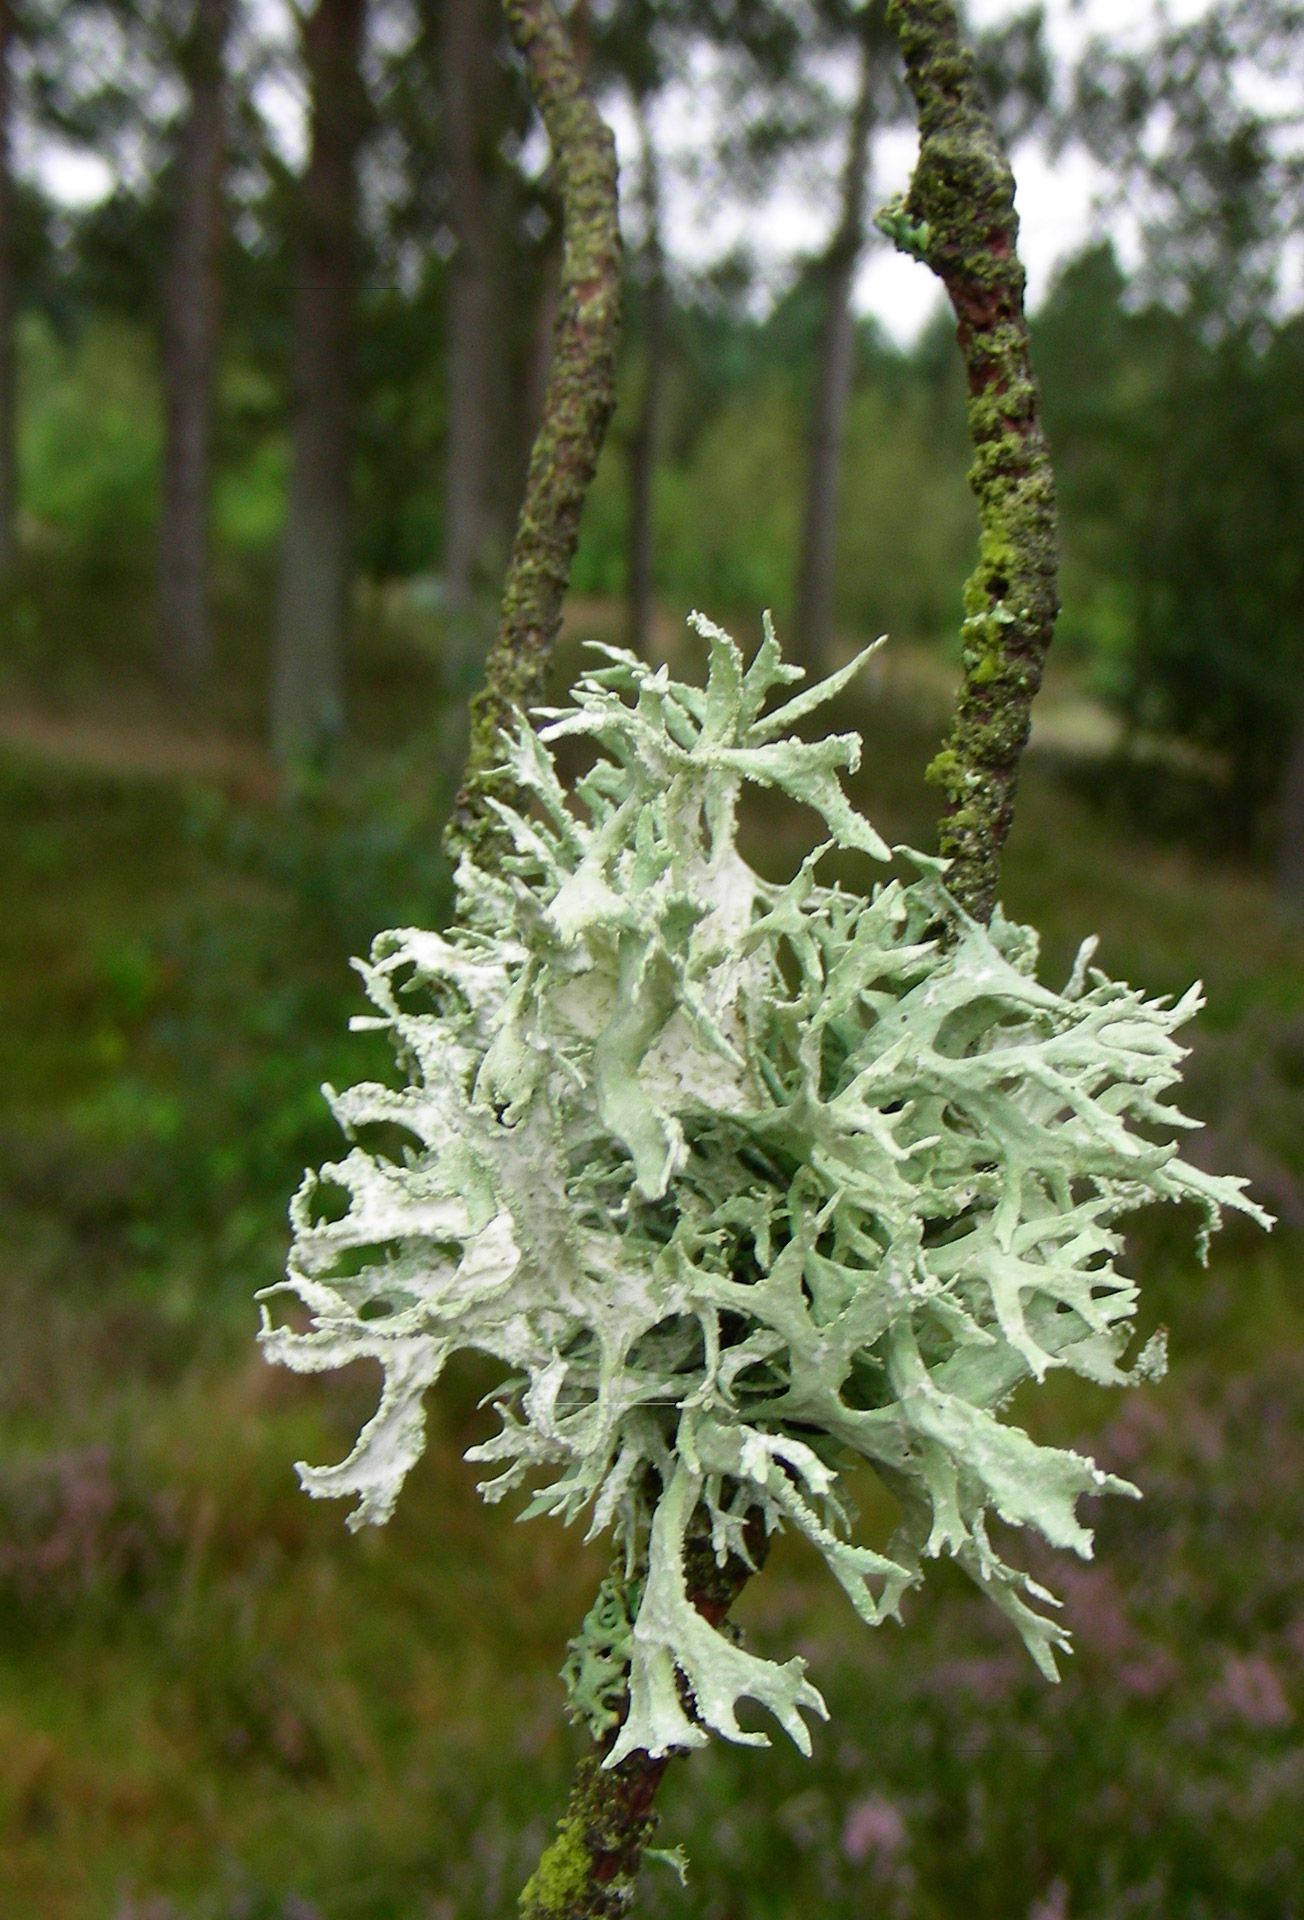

left=518, top=1515, right=767, bottom=1920
left=447, top=0, right=622, bottom=857
left=879, top=0, right=1059, bottom=925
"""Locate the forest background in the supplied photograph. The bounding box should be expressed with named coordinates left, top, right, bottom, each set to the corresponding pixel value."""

left=2, top=1, right=1304, bottom=1917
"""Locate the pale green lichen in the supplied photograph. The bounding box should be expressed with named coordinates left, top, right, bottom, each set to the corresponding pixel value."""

left=562, top=1570, right=639, bottom=1738
left=261, top=613, right=1268, bottom=1767
left=873, top=193, right=932, bottom=261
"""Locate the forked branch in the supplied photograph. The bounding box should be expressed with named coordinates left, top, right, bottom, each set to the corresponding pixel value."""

left=464, top=5, right=1057, bottom=1917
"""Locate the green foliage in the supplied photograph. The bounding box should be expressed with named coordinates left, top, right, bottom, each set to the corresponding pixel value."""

left=265, top=618, right=1262, bottom=1771
left=573, top=354, right=973, bottom=639
left=17, top=314, right=160, bottom=575
left=1036, top=245, right=1304, bottom=840
left=653, top=388, right=805, bottom=616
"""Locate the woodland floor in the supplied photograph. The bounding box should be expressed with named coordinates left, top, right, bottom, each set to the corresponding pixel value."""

left=1, top=597, right=1302, bottom=1920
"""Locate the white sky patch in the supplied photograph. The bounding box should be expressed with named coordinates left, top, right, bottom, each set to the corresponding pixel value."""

left=29, top=141, right=113, bottom=209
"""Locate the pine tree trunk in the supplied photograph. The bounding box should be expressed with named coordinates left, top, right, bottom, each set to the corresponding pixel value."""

left=794, top=27, right=878, bottom=679
left=441, top=0, right=509, bottom=607
left=626, top=99, right=665, bottom=659
left=1277, top=697, right=1304, bottom=920
left=271, top=0, right=367, bottom=773
left=0, top=0, right=18, bottom=582
left=158, top=0, right=230, bottom=691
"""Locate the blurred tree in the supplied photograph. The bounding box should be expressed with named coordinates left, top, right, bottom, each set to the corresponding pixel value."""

left=794, top=0, right=896, bottom=676
left=157, top=0, right=231, bottom=690
left=589, top=0, right=672, bottom=655
left=0, top=0, right=16, bottom=579
left=641, top=0, right=1044, bottom=675
left=623, top=91, right=663, bottom=654
left=0, top=0, right=72, bottom=581
left=271, top=0, right=368, bottom=772
left=439, top=0, right=519, bottom=608
left=1072, top=0, right=1304, bottom=327
left=362, top=0, right=558, bottom=647
left=1065, top=0, right=1304, bottom=899
left=24, top=0, right=291, bottom=631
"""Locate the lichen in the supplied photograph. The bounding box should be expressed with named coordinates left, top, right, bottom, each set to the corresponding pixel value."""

left=564, top=1572, right=639, bottom=1738
left=262, top=614, right=1267, bottom=1770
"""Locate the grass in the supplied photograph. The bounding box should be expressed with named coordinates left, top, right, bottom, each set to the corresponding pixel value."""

left=1, top=601, right=1302, bottom=1918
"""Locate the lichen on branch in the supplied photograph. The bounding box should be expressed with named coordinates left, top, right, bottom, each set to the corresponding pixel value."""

left=878, top=0, right=1059, bottom=925
left=521, top=1518, right=764, bottom=1920
left=263, top=618, right=1263, bottom=1793
left=448, top=0, right=622, bottom=858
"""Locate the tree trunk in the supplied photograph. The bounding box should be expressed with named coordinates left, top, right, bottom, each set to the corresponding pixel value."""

left=794, top=26, right=878, bottom=679
left=0, top=0, right=17, bottom=582
left=441, top=0, right=510, bottom=608
left=271, top=0, right=367, bottom=773
left=158, top=0, right=231, bottom=691
left=625, top=97, right=665, bottom=659
left=1277, top=697, right=1304, bottom=920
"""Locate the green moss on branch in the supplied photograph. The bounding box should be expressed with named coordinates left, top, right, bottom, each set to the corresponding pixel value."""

left=519, top=1748, right=671, bottom=1920
left=882, top=0, right=1059, bottom=924
left=448, top=0, right=622, bottom=857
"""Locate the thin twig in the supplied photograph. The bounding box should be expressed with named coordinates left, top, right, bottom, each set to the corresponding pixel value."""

left=880, top=0, right=1060, bottom=926
left=447, top=0, right=622, bottom=857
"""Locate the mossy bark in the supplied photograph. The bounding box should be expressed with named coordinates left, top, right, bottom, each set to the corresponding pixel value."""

left=518, top=1514, right=767, bottom=1920
left=881, top=0, right=1059, bottom=926
left=447, top=0, right=621, bottom=857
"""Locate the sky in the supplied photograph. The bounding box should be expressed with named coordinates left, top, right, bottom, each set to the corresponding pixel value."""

left=25, top=0, right=1200, bottom=346
left=617, top=0, right=1170, bottom=342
